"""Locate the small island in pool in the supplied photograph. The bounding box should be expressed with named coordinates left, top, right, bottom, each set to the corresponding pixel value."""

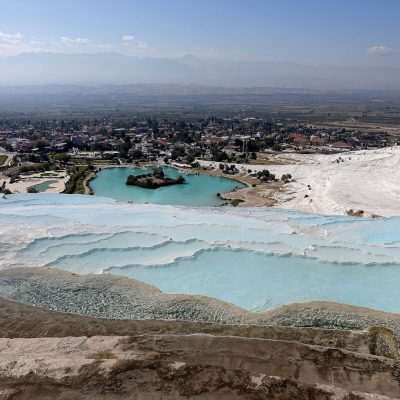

left=126, top=166, right=185, bottom=189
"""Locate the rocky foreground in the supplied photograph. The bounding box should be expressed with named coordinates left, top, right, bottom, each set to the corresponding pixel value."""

left=0, top=295, right=399, bottom=399
left=0, top=269, right=399, bottom=398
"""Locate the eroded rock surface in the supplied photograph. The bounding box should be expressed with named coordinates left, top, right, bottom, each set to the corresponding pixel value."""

left=0, top=296, right=399, bottom=399
left=0, top=334, right=399, bottom=399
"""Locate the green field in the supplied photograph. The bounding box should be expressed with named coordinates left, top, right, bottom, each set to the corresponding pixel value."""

left=0, top=155, right=7, bottom=166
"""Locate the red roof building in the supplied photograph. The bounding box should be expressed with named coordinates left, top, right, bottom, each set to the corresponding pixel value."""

left=292, top=134, right=309, bottom=145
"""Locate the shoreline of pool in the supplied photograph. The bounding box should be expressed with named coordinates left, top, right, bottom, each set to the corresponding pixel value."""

left=85, top=162, right=253, bottom=205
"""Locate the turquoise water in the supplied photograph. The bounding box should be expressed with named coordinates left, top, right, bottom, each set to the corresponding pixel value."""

left=109, top=249, right=400, bottom=312
left=90, top=166, right=245, bottom=206
left=1, top=194, right=400, bottom=313
left=27, top=180, right=58, bottom=192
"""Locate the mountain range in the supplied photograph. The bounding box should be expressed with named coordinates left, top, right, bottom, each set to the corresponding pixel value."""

left=0, top=52, right=399, bottom=90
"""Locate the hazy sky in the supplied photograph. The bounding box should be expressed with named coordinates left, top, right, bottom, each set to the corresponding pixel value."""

left=1, top=0, right=399, bottom=66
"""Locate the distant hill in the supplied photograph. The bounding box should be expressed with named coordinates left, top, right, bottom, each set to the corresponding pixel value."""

left=0, top=52, right=399, bottom=90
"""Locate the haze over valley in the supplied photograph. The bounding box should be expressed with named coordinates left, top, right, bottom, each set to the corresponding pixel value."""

left=1, top=52, right=400, bottom=89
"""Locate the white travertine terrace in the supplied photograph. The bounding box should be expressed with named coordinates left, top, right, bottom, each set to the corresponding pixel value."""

left=0, top=194, right=400, bottom=313
left=201, top=146, right=400, bottom=217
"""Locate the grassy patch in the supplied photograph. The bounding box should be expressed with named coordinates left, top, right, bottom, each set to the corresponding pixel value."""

left=40, top=172, right=59, bottom=177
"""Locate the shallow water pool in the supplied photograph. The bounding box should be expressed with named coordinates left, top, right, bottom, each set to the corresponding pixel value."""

left=90, top=165, right=245, bottom=206
left=1, top=193, right=400, bottom=313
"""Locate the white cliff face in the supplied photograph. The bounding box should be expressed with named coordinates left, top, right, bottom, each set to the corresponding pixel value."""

left=201, top=146, right=400, bottom=217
